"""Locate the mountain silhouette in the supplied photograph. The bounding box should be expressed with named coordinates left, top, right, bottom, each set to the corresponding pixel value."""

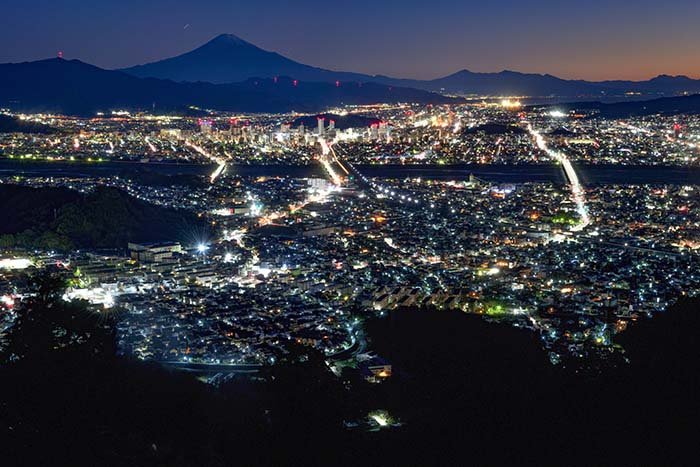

left=122, top=33, right=373, bottom=84
left=120, top=34, right=700, bottom=97
left=0, top=57, right=457, bottom=116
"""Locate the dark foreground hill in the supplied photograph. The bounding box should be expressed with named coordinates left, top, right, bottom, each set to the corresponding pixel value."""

left=1, top=285, right=698, bottom=466
left=0, top=58, right=458, bottom=116
left=0, top=184, right=206, bottom=250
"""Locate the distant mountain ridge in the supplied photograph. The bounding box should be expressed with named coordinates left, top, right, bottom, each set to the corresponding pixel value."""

left=120, top=33, right=700, bottom=97
left=3, top=34, right=700, bottom=117
left=540, top=94, right=700, bottom=118
left=0, top=57, right=456, bottom=116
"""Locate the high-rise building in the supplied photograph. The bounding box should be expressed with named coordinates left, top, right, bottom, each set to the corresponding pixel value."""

left=369, top=123, right=379, bottom=140
left=199, top=119, right=213, bottom=135
left=378, top=122, right=390, bottom=140
left=673, top=122, right=683, bottom=138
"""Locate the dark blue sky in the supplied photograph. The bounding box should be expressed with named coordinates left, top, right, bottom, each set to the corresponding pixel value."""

left=2, top=0, right=699, bottom=80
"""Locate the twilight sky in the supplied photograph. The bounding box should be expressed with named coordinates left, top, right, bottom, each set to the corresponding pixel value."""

left=2, top=0, right=699, bottom=81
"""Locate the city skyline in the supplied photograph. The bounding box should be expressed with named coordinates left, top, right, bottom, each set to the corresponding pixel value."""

left=3, top=0, right=700, bottom=81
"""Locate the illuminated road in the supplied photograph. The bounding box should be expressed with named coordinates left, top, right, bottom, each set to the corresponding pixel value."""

left=326, top=141, right=350, bottom=175
left=252, top=140, right=342, bottom=226
left=330, top=140, right=425, bottom=207
left=318, top=138, right=347, bottom=185
left=144, top=136, right=157, bottom=153
left=185, top=140, right=226, bottom=183
left=528, top=124, right=591, bottom=231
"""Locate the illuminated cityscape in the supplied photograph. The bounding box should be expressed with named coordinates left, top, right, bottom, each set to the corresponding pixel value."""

left=2, top=102, right=697, bottom=368
left=1, top=3, right=699, bottom=465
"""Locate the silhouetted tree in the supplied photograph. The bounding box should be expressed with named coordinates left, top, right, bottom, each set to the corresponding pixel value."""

left=2, top=270, right=115, bottom=364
